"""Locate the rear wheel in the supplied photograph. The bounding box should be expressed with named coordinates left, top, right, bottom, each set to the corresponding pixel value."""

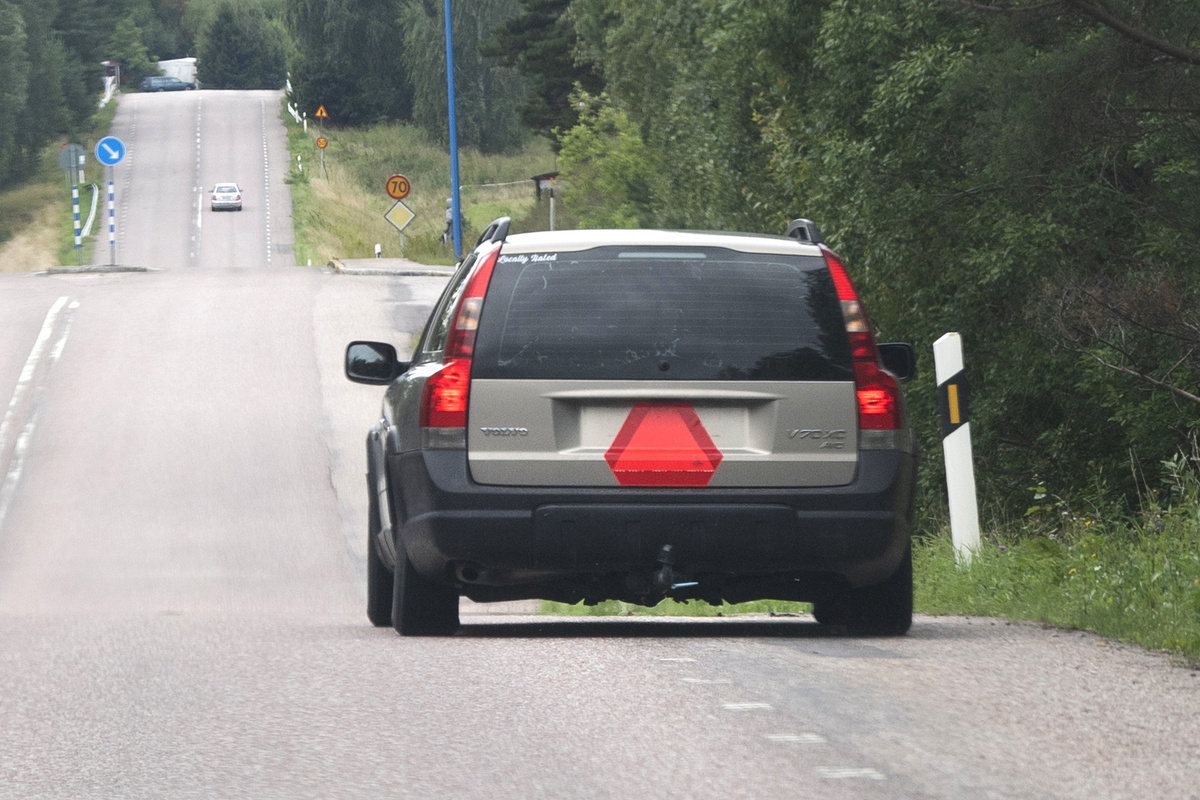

left=846, top=546, right=913, bottom=635
left=365, top=479, right=393, bottom=627
left=392, top=544, right=460, bottom=636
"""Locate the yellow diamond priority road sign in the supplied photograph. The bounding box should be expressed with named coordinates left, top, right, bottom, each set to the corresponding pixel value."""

left=385, top=200, right=415, bottom=232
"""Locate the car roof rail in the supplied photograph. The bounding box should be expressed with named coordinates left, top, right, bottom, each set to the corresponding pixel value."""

left=475, top=217, right=511, bottom=249
left=785, top=218, right=824, bottom=244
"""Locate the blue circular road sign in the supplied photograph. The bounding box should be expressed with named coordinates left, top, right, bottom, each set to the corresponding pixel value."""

left=95, top=136, right=126, bottom=166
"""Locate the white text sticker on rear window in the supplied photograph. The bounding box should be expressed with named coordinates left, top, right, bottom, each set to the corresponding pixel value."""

left=498, top=253, right=558, bottom=265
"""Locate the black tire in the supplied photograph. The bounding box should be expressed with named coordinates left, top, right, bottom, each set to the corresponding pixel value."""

left=365, top=477, right=394, bottom=628
left=392, top=544, right=460, bottom=636
left=812, top=595, right=851, bottom=626
left=846, top=546, right=913, bottom=636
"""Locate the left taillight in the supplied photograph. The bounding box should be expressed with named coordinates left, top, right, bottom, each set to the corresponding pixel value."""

left=419, top=246, right=502, bottom=429
left=821, top=246, right=903, bottom=431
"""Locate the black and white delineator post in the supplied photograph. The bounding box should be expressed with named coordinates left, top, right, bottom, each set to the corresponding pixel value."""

left=934, top=332, right=980, bottom=564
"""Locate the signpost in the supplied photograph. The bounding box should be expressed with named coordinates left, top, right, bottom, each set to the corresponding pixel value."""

left=59, top=144, right=87, bottom=265
left=384, top=200, right=416, bottom=256
left=314, top=106, right=329, bottom=178
left=94, top=136, right=125, bottom=266
left=383, top=174, right=415, bottom=255
left=316, top=136, right=328, bottom=179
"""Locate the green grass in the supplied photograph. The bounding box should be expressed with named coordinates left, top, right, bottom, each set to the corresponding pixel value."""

left=542, top=598, right=811, bottom=617
left=0, top=167, right=58, bottom=247
left=915, top=512, right=1200, bottom=660
left=281, top=104, right=556, bottom=267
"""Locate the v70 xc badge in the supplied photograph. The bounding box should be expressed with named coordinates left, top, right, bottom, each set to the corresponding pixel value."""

left=788, top=429, right=846, bottom=440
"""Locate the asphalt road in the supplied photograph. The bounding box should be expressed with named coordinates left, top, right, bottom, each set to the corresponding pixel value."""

left=1, top=91, right=1198, bottom=799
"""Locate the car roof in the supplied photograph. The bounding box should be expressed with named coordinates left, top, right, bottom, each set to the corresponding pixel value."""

left=213, top=183, right=239, bottom=188
left=497, top=228, right=823, bottom=257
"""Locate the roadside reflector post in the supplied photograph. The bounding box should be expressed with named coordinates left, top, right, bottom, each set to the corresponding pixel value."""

left=374, top=243, right=381, bottom=259
left=934, top=332, right=980, bottom=565
left=72, top=180, right=82, bottom=265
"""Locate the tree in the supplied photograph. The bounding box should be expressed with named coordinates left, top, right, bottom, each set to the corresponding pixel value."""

left=482, top=0, right=602, bottom=143
left=285, top=0, right=413, bottom=125
left=0, top=0, right=30, bottom=184
left=196, top=2, right=286, bottom=89
left=108, top=14, right=157, bottom=84
left=557, top=92, right=658, bottom=227
left=400, top=0, right=528, bottom=153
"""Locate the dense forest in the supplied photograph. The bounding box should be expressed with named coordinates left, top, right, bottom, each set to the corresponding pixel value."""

left=4, top=0, right=1197, bottom=521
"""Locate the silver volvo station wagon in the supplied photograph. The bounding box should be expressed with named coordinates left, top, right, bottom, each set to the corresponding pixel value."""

left=346, top=219, right=917, bottom=636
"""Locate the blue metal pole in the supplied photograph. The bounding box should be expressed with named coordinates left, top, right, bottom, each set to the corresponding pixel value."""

left=444, top=0, right=463, bottom=260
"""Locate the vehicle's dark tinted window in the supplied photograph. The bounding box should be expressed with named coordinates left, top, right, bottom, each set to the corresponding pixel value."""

left=471, top=246, right=852, bottom=381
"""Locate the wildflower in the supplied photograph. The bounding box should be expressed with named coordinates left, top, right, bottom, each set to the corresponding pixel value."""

left=1069, top=568, right=1076, bottom=574
left=1094, top=566, right=1101, bottom=572
left=999, top=545, right=1007, bottom=552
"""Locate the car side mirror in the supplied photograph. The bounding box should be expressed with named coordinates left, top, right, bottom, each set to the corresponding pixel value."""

left=878, top=342, right=916, bottom=383
left=345, top=341, right=408, bottom=385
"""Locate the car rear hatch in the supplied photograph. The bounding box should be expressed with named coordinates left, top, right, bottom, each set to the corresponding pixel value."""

left=466, top=239, right=858, bottom=488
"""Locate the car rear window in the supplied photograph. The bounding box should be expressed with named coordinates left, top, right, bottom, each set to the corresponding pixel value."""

left=471, top=246, right=852, bottom=381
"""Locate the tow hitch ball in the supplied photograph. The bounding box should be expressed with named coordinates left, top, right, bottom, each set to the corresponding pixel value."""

left=652, top=545, right=698, bottom=594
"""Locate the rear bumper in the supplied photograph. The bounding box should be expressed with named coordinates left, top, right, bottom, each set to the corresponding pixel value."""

left=389, top=448, right=916, bottom=603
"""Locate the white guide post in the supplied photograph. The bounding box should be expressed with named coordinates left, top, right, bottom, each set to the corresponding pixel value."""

left=933, top=333, right=980, bottom=565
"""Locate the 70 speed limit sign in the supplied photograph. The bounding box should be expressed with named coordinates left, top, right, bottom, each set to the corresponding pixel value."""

left=386, top=174, right=411, bottom=200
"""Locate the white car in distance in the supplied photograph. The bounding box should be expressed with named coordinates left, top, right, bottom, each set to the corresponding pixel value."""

left=211, top=183, right=243, bottom=211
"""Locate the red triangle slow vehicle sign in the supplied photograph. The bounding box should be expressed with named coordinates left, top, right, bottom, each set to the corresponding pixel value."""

left=604, top=403, right=723, bottom=486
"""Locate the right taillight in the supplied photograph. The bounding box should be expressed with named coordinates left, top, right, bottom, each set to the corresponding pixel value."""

left=419, top=246, right=502, bottom=429
left=821, top=246, right=903, bottom=431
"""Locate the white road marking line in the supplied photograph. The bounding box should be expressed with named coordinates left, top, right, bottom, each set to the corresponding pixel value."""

left=682, top=678, right=732, bottom=685
left=815, top=767, right=886, bottom=780
left=766, top=733, right=827, bottom=744
left=0, top=298, right=74, bottom=532
left=722, top=702, right=773, bottom=711
left=655, top=657, right=696, bottom=663
left=0, top=297, right=69, bottom=454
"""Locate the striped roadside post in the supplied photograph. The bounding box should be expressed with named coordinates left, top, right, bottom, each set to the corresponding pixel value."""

left=934, top=332, right=980, bottom=564
left=72, top=181, right=82, bottom=265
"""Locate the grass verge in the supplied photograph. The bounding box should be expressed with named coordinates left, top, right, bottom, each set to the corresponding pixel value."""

left=915, top=515, right=1200, bottom=660
left=281, top=103, right=556, bottom=267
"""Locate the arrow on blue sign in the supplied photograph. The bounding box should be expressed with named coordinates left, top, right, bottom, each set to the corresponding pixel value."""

left=95, top=136, right=126, bottom=166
